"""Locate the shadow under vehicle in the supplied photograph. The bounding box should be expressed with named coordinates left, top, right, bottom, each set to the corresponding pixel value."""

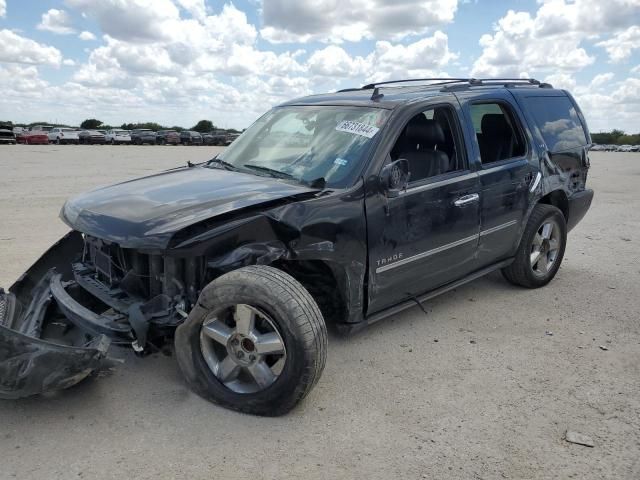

left=0, top=78, right=593, bottom=415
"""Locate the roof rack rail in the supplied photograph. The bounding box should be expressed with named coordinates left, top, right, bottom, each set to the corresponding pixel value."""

left=441, top=78, right=553, bottom=91
left=357, top=77, right=552, bottom=91
left=361, top=78, right=469, bottom=89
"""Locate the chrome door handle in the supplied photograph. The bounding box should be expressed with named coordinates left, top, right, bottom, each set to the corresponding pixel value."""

left=454, top=193, right=480, bottom=207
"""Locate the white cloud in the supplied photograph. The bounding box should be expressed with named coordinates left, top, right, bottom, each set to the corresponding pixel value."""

left=0, top=0, right=6, bottom=18
left=307, top=46, right=369, bottom=77
left=260, top=0, right=459, bottom=44
left=37, top=9, right=76, bottom=35
left=78, top=30, right=96, bottom=41
left=543, top=73, right=576, bottom=91
left=472, top=9, right=593, bottom=76
left=65, top=0, right=180, bottom=42
left=589, top=72, right=615, bottom=89
left=368, top=31, right=457, bottom=81
left=596, top=26, right=640, bottom=63
left=306, top=31, right=456, bottom=81
left=0, top=29, right=63, bottom=66
left=472, top=0, right=640, bottom=77
left=62, top=58, right=76, bottom=66
left=574, top=76, right=640, bottom=132
left=0, top=64, right=49, bottom=93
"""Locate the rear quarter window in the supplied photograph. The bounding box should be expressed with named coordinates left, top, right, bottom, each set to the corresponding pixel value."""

left=524, top=96, right=587, bottom=152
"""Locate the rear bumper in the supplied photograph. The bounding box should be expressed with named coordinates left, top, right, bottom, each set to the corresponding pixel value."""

left=567, top=188, right=594, bottom=232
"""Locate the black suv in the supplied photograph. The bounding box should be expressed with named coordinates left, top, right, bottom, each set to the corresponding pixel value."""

left=131, top=129, right=157, bottom=145
left=0, top=78, right=593, bottom=415
left=180, top=130, right=203, bottom=145
left=202, top=130, right=227, bottom=146
left=156, top=130, right=180, bottom=145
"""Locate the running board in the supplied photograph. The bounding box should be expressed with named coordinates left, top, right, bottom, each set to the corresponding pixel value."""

left=340, top=258, right=514, bottom=334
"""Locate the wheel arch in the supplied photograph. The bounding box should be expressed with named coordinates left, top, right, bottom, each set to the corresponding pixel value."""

left=538, top=189, right=569, bottom=222
left=272, top=259, right=349, bottom=326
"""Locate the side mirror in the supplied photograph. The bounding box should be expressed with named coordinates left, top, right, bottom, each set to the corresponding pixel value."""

left=380, top=159, right=409, bottom=198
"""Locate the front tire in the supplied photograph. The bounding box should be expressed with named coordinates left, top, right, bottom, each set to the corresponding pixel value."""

left=175, top=265, right=327, bottom=416
left=502, top=204, right=567, bottom=288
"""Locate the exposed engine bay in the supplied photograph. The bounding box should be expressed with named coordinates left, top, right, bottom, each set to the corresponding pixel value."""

left=0, top=231, right=208, bottom=398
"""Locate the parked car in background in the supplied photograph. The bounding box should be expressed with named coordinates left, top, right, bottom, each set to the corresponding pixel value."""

left=226, top=132, right=240, bottom=145
left=131, top=129, right=157, bottom=145
left=0, top=125, right=16, bottom=144
left=180, top=130, right=203, bottom=145
left=14, top=130, right=27, bottom=143
left=30, top=125, right=54, bottom=133
left=105, top=130, right=131, bottom=145
left=79, top=130, right=106, bottom=144
left=17, top=128, right=49, bottom=145
left=202, top=130, right=227, bottom=145
left=201, top=131, right=214, bottom=145
left=156, top=130, right=180, bottom=145
left=616, top=144, right=633, bottom=152
left=48, top=127, right=80, bottom=145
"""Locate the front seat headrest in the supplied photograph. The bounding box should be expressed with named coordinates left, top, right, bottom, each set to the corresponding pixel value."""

left=405, top=117, right=445, bottom=147
left=481, top=114, right=512, bottom=137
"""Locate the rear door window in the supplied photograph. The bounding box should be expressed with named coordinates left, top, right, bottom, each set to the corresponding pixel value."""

left=469, top=102, right=526, bottom=164
left=523, top=96, right=587, bottom=152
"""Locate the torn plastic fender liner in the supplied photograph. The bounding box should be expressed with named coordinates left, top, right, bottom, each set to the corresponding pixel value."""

left=0, top=320, right=110, bottom=400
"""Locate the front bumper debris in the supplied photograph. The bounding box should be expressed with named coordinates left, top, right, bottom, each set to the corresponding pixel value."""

left=0, top=317, right=110, bottom=400
left=0, top=231, right=114, bottom=399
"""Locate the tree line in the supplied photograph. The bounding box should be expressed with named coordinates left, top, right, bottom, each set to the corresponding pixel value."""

left=591, top=130, right=640, bottom=145
left=0, top=119, right=242, bottom=134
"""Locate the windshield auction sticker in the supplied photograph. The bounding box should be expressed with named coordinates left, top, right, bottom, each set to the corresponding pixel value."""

left=336, top=121, right=380, bottom=138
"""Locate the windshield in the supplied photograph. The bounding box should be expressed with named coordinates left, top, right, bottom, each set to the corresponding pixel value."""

left=218, top=106, right=389, bottom=188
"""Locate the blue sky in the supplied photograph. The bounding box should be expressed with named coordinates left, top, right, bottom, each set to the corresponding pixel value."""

left=0, top=0, right=638, bottom=131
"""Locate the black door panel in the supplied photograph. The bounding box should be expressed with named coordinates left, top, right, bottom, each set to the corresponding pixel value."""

left=367, top=172, right=480, bottom=313
left=477, top=159, right=530, bottom=262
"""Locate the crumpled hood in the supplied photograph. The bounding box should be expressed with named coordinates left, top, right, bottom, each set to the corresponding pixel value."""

left=61, top=165, right=317, bottom=249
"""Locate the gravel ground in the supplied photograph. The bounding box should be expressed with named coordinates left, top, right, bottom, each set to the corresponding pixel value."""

left=0, top=146, right=639, bottom=480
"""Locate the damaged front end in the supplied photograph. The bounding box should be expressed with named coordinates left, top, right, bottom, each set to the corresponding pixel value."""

left=0, top=232, right=111, bottom=399
left=1, top=227, right=204, bottom=399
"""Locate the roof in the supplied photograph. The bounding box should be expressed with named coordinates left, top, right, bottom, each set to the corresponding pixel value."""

left=280, top=78, right=559, bottom=110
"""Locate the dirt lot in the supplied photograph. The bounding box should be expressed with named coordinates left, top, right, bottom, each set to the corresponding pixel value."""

left=0, top=146, right=638, bottom=479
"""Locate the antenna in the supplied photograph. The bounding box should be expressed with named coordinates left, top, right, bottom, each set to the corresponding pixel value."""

left=370, top=87, right=384, bottom=101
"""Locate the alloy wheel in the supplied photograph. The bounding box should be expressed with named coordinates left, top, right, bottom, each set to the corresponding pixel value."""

left=199, top=304, right=286, bottom=394
left=530, top=218, right=561, bottom=276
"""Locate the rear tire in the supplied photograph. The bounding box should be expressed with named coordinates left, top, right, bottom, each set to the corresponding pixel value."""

left=175, top=265, right=327, bottom=416
left=502, top=204, right=567, bottom=288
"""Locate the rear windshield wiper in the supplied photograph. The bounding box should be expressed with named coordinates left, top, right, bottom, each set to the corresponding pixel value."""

left=207, top=158, right=237, bottom=171
left=243, top=164, right=295, bottom=180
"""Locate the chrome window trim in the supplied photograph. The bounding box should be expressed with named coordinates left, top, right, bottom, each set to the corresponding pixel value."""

left=400, top=171, right=477, bottom=196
